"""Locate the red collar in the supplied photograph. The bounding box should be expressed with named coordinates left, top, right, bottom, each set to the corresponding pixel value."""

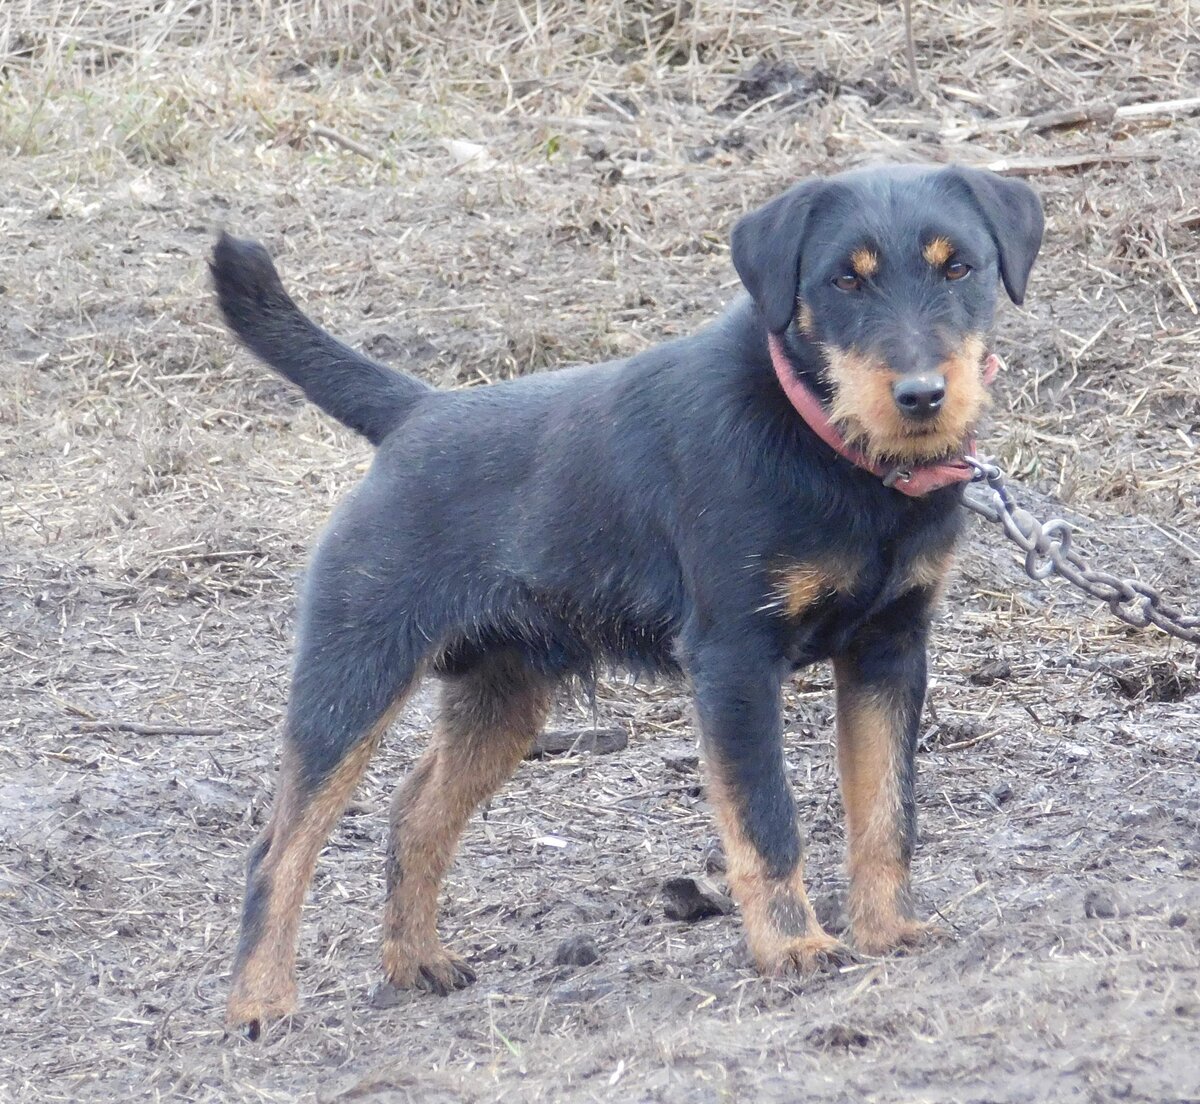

left=766, top=333, right=1002, bottom=498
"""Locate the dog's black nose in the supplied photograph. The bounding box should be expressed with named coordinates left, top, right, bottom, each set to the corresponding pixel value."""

left=892, top=374, right=946, bottom=419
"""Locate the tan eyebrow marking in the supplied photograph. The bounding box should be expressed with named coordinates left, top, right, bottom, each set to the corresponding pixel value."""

left=923, top=237, right=954, bottom=266
left=850, top=248, right=879, bottom=278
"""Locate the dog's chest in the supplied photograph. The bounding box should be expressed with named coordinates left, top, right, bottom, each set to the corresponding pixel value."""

left=770, top=539, right=953, bottom=663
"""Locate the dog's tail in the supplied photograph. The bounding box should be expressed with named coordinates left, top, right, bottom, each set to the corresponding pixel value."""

left=210, top=233, right=432, bottom=446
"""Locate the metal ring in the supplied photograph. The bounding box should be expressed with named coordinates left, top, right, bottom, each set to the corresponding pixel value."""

left=1002, top=507, right=1039, bottom=553
left=1024, top=547, right=1056, bottom=580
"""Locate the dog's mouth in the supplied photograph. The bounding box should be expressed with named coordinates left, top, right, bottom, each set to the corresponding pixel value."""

left=820, top=337, right=990, bottom=465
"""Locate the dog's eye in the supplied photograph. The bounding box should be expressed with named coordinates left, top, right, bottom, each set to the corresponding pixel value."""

left=833, top=274, right=862, bottom=292
left=945, top=260, right=971, bottom=281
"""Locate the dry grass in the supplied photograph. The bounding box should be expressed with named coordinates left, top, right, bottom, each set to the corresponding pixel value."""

left=2, top=2, right=1199, bottom=1102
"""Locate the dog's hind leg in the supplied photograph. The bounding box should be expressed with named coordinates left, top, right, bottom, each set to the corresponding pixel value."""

left=381, top=649, right=552, bottom=995
left=226, top=586, right=425, bottom=1033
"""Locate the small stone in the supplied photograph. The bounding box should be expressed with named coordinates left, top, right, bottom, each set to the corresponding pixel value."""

left=1083, top=889, right=1118, bottom=920
left=1118, top=803, right=1158, bottom=826
left=662, top=876, right=733, bottom=923
left=553, top=935, right=600, bottom=968
left=990, top=781, right=1014, bottom=805
left=368, top=980, right=402, bottom=1009
left=812, top=891, right=850, bottom=936
left=527, top=726, right=628, bottom=759
left=662, top=749, right=699, bottom=774
left=806, top=1023, right=871, bottom=1050
left=968, top=659, right=1012, bottom=686
left=701, top=839, right=726, bottom=875
left=550, top=980, right=615, bottom=1005
left=1168, top=911, right=1188, bottom=929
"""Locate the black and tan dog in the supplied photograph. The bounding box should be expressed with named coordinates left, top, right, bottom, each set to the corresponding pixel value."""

left=211, top=163, right=1042, bottom=1034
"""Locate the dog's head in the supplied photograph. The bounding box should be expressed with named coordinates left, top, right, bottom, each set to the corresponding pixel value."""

left=731, top=165, right=1043, bottom=464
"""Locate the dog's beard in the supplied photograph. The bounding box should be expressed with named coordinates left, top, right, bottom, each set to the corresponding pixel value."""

left=820, top=337, right=989, bottom=465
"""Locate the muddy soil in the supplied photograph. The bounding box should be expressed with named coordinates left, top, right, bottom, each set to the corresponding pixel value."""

left=3, top=5, right=1199, bottom=1101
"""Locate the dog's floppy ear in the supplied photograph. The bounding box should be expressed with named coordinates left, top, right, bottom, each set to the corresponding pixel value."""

left=731, top=179, right=825, bottom=334
left=943, top=166, right=1044, bottom=305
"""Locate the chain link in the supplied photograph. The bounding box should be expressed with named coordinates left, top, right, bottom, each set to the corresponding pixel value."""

left=960, top=457, right=1200, bottom=644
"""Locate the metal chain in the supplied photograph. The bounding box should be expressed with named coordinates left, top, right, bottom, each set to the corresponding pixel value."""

left=960, top=457, right=1200, bottom=644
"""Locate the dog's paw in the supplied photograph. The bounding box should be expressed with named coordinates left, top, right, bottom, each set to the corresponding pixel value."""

left=853, top=917, right=944, bottom=957
left=226, top=976, right=298, bottom=1039
left=384, top=947, right=477, bottom=997
left=756, top=931, right=856, bottom=977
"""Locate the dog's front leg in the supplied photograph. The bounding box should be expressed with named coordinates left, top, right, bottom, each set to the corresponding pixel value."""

left=689, top=640, right=847, bottom=975
left=832, top=598, right=938, bottom=955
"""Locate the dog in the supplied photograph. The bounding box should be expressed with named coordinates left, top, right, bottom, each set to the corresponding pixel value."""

left=211, top=163, right=1043, bottom=1035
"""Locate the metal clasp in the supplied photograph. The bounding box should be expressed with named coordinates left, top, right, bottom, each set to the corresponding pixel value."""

left=963, top=455, right=1002, bottom=485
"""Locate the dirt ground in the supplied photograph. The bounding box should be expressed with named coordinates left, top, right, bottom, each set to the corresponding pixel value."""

left=3, top=3, right=1200, bottom=1101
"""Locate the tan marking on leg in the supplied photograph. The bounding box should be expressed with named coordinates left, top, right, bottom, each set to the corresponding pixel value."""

left=850, top=247, right=879, bottom=278
left=824, top=336, right=988, bottom=465
left=833, top=663, right=931, bottom=955
left=922, top=236, right=954, bottom=267
left=766, top=559, right=859, bottom=619
left=706, top=766, right=846, bottom=974
left=382, top=654, right=551, bottom=992
left=227, top=700, right=403, bottom=1027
